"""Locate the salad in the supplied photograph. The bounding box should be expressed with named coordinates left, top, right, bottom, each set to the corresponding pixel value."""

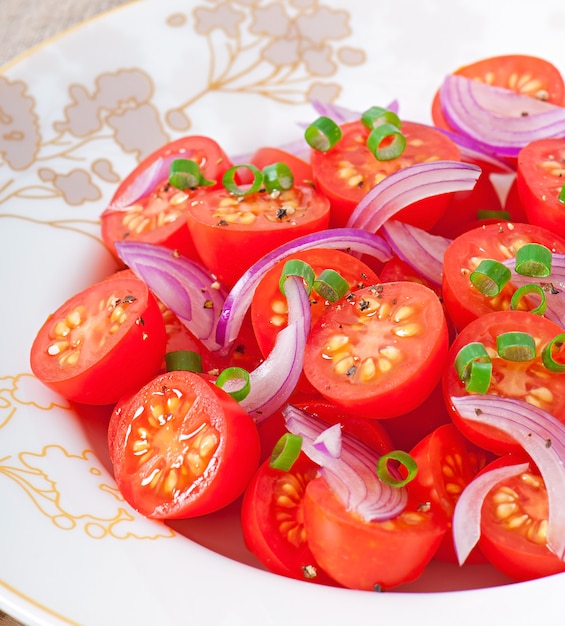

left=29, top=53, right=565, bottom=591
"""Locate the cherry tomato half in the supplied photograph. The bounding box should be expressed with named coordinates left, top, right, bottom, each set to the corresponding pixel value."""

left=303, top=281, right=449, bottom=419
left=108, top=370, right=260, bottom=519
left=30, top=269, right=167, bottom=405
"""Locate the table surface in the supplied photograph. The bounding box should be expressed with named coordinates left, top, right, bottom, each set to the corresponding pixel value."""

left=1, top=4, right=132, bottom=625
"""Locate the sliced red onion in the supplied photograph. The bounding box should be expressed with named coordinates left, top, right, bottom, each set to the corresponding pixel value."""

left=105, top=155, right=177, bottom=211
left=115, top=240, right=226, bottom=351
left=283, top=404, right=408, bottom=522
left=440, top=75, right=565, bottom=158
left=215, top=228, right=392, bottom=352
left=452, top=461, right=530, bottom=565
left=240, top=275, right=311, bottom=422
left=345, top=160, right=481, bottom=233
left=380, top=220, right=451, bottom=286
left=313, top=423, right=342, bottom=458
left=502, top=253, right=565, bottom=327
left=451, top=394, right=565, bottom=560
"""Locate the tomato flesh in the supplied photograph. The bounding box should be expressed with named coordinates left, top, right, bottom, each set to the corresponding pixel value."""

left=109, top=370, right=260, bottom=519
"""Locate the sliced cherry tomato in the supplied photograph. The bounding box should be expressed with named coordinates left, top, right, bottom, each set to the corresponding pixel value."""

left=310, top=119, right=461, bottom=229
left=250, top=248, right=380, bottom=358
left=108, top=370, right=260, bottom=519
left=432, top=54, right=565, bottom=133
left=303, top=281, right=449, bottom=419
left=250, top=146, right=314, bottom=186
left=441, top=221, right=565, bottom=331
left=30, top=269, right=167, bottom=405
left=101, top=135, right=233, bottom=261
left=478, top=454, right=565, bottom=581
left=302, top=475, right=447, bottom=590
left=241, top=452, right=337, bottom=585
left=443, top=310, right=565, bottom=454
left=408, top=424, right=489, bottom=564
left=517, top=138, right=565, bottom=238
left=503, top=175, right=528, bottom=224
left=185, top=183, right=330, bottom=288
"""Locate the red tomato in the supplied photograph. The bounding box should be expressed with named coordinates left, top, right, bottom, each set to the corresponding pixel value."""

left=302, top=475, right=447, bottom=590
left=241, top=452, right=337, bottom=585
left=303, top=281, right=449, bottom=419
left=478, top=454, right=565, bottom=581
left=408, top=424, right=489, bottom=564
left=101, top=135, right=233, bottom=261
left=30, top=269, right=167, bottom=405
left=432, top=54, right=565, bottom=134
left=503, top=176, right=528, bottom=223
left=441, top=221, right=565, bottom=331
left=310, top=119, right=461, bottom=229
left=250, top=146, right=314, bottom=186
left=517, top=138, right=565, bottom=238
left=443, top=310, right=565, bottom=454
left=108, top=370, right=260, bottom=519
left=185, top=183, right=330, bottom=288
left=250, top=248, right=380, bottom=358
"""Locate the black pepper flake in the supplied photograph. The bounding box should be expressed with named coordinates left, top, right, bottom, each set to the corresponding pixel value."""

left=373, top=584, right=384, bottom=593
left=122, top=294, right=137, bottom=303
left=357, top=180, right=364, bottom=189
left=203, top=299, right=214, bottom=309
left=521, top=111, right=529, bottom=116
left=474, top=408, right=482, bottom=416
left=276, top=207, right=288, bottom=220
left=234, top=344, right=245, bottom=354
left=546, top=438, right=552, bottom=448
left=217, top=219, right=229, bottom=226
left=136, top=316, right=145, bottom=326
left=358, top=298, right=370, bottom=311
left=392, top=298, right=397, bottom=305
left=346, top=365, right=357, bottom=377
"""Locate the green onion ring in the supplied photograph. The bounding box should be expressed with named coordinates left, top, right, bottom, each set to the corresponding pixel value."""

left=313, top=268, right=350, bottom=302
left=515, top=243, right=552, bottom=277
left=469, top=259, right=511, bottom=297
left=476, top=209, right=511, bottom=220
left=261, top=162, right=294, bottom=193
left=454, top=342, right=492, bottom=394
left=270, top=433, right=303, bottom=471
left=366, top=123, right=406, bottom=161
left=376, top=450, right=418, bottom=487
left=541, top=333, right=565, bottom=373
left=164, top=350, right=203, bottom=373
left=169, top=159, right=214, bottom=190
left=215, top=366, right=251, bottom=401
left=510, top=283, right=547, bottom=315
left=361, top=106, right=402, bottom=130
left=559, top=183, right=565, bottom=204
left=279, top=259, right=315, bottom=295
left=496, top=331, right=537, bottom=362
left=304, top=116, right=342, bottom=152
left=222, top=164, right=263, bottom=196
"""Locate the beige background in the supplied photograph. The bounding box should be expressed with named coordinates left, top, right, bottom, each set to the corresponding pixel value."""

left=1, top=6, right=134, bottom=626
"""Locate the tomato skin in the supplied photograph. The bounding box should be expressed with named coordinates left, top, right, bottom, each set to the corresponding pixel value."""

left=443, top=310, right=565, bottom=454
left=30, top=269, right=167, bottom=405
left=517, top=138, right=565, bottom=238
left=185, top=184, right=330, bottom=288
left=310, top=119, right=461, bottom=230
left=241, top=453, right=337, bottom=585
left=304, top=281, right=449, bottom=419
left=303, top=476, right=447, bottom=590
left=101, top=135, right=233, bottom=261
left=477, top=454, right=565, bottom=581
left=441, top=221, right=565, bottom=332
left=109, top=370, right=260, bottom=519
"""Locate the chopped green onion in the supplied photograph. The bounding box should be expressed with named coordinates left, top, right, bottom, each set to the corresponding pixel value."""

left=304, top=116, right=342, bottom=152
left=360, top=106, right=402, bottom=130
left=269, top=433, right=303, bottom=471
left=559, top=183, right=565, bottom=204
left=164, top=350, right=203, bottom=373
left=169, top=159, right=215, bottom=190
left=514, top=243, right=552, bottom=277
left=454, top=342, right=492, bottom=394
left=279, top=259, right=315, bottom=295
left=215, top=366, right=251, bottom=401
left=469, top=259, right=511, bottom=297
left=541, top=333, right=565, bottom=373
left=510, top=283, right=547, bottom=315
left=376, top=450, right=418, bottom=487
left=313, top=268, right=350, bottom=303
left=366, top=123, right=406, bottom=161
left=262, top=162, right=294, bottom=193
left=476, top=209, right=511, bottom=220
left=222, top=164, right=263, bottom=196
left=496, top=331, right=536, bottom=362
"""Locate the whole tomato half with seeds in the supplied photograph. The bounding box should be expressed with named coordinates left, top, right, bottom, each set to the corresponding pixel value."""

left=30, top=269, right=167, bottom=405
left=303, top=281, right=449, bottom=419
left=108, top=370, right=260, bottom=519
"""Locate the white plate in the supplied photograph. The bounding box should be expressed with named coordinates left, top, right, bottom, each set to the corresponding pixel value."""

left=2, top=0, right=565, bottom=624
